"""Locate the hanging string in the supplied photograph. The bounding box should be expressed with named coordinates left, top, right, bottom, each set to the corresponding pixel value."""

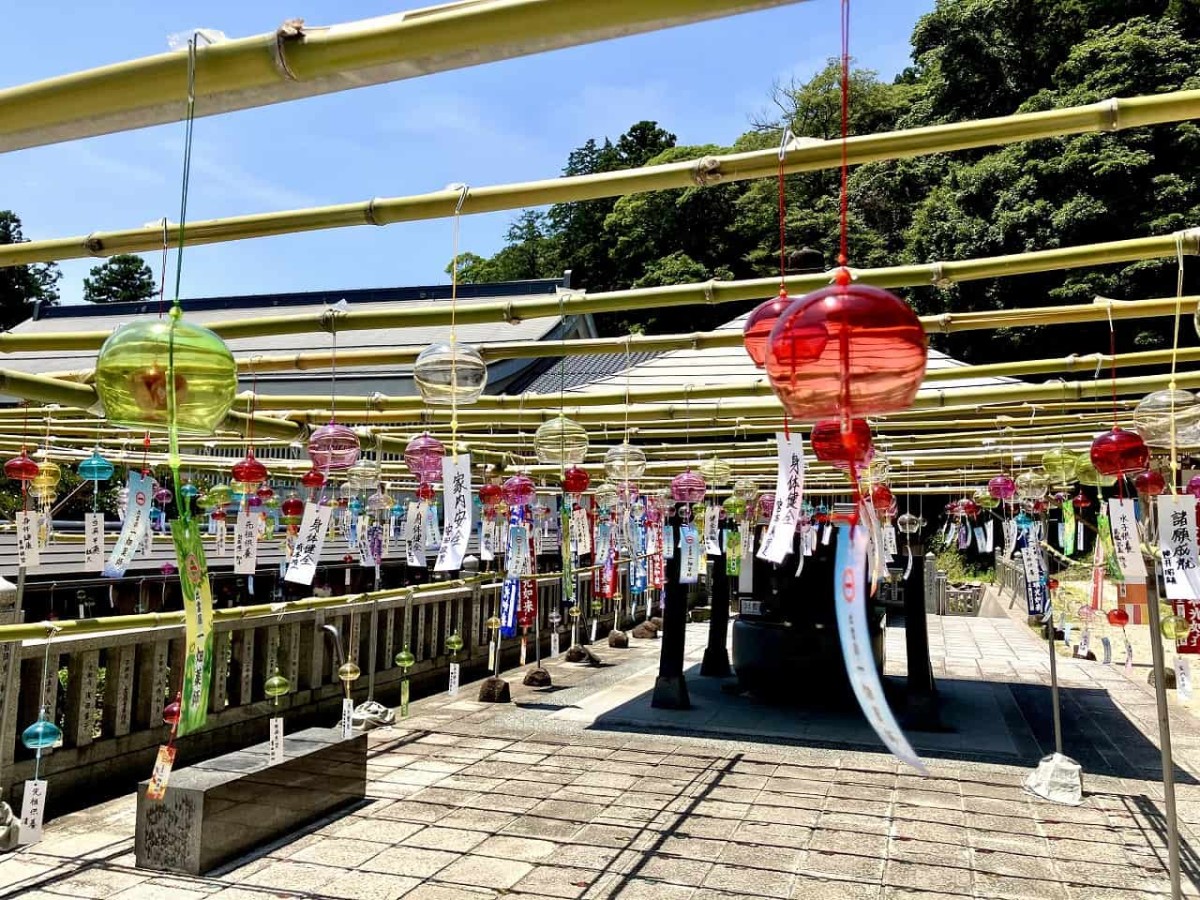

left=1168, top=231, right=1187, bottom=494
left=33, top=624, right=59, bottom=781
left=449, top=184, right=469, bottom=462
left=157, top=217, right=169, bottom=320
left=837, top=0, right=852, bottom=269
left=1104, top=302, right=1125, bottom=501
left=166, top=35, right=203, bottom=520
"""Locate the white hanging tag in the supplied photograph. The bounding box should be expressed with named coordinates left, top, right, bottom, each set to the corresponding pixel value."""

left=1125, top=638, right=1134, bottom=673
left=16, top=511, right=39, bottom=569
left=449, top=662, right=460, bottom=696
left=821, top=525, right=833, bottom=546
left=1078, top=627, right=1090, bottom=658
left=84, top=512, right=104, bottom=572
left=1101, top=636, right=1112, bottom=665
left=488, top=639, right=496, bottom=671
left=216, top=520, right=227, bottom=556
left=903, top=546, right=913, bottom=580
left=145, top=744, right=176, bottom=801
left=758, top=432, right=805, bottom=563
left=269, top=717, right=285, bottom=764
left=519, top=636, right=527, bottom=667
left=590, top=619, right=598, bottom=642
left=18, top=779, right=47, bottom=844
left=341, top=698, right=354, bottom=738
left=1177, top=657, right=1193, bottom=701
left=550, top=632, right=560, bottom=658
left=882, top=525, right=897, bottom=559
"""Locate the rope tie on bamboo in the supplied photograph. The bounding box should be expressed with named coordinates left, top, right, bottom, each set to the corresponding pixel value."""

left=702, top=279, right=716, bottom=305
left=1103, top=98, right=1120, bottom=131
left=690, top=156, right=723, bottom=187
left=272, top=19, right=305, bottom=82
left=929, top=262, right=952, bottom=290
left=364, top=198, right=382, bottom=226
left=936, top=313, right=953, bottom=334
left=318, top=303, right=346, bottom=335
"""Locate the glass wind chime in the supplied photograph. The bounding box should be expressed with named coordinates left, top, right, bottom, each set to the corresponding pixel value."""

left=737, top=0, right=929, bottom=774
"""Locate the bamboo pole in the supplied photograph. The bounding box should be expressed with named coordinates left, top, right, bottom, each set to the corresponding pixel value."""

left=5, top=241, right=1196, bottom=353
left=0, top=0, right=800, bottom=153
left=6, top=87, right=1200, bottom=265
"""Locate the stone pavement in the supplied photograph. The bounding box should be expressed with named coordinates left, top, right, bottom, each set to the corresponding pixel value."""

left=5, top=609, right=1200, bottom=899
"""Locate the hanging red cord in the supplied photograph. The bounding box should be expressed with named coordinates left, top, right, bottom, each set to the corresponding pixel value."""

left=838, top=0, right=851, bottom=269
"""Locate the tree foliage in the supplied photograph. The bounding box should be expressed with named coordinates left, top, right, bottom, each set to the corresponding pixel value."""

left=457, top=2, right=1200, bottom=362
left=82, top=253, right=157, bottom=304
left=0, top=211, right=60, bottom=330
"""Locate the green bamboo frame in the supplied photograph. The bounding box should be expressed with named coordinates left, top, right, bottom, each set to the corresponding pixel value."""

left=0, top=0, right=799, bottom=153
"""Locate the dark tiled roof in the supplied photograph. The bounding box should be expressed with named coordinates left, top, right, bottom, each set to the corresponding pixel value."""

left=525, top=351, right=662, bottom=393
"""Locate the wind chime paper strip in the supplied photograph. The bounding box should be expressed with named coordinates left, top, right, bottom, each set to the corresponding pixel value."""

left=1063, top=501, right=1076, bottom=556
left=571, top=507, right=591, bottom=556
left=882, top=525, right=898, bottom=559
left=983, top=519, right=994, bottom=554
left=834, top=524, right=927, bottom=774
left=435, top=452, right=472, bottom=572
left=173, top=518, right=215, bottom=737
left=84, top=512, right=104, bottom=573
left=1159, top=495, right=1200, bottom=600
left=16, top=511, right=38, bottom=569
left=500, top=509, right=527, bottom=637
left=104, top=471, right=153, bottom=577
left=480, top=520, right=496, bottom=561
left=1097, top=512, right=1122, bottom=580
left=425, top=503, right=441, bottom=551
left=1107, top=498, right=1146, bottom=580
left=406, top=502, right=425, bottom=567
left=738, top=523, right=754, bottom=594
left=234, top=509, right=259, bottom=576
left=284, top=503, right=334, bottom=586
left=1002, top=519, right=1016, bottom=559
left=1019, top=542, right=1048, bottom=615
left=758, top=432, right=805, bottom=564
left=704, top=505, right=721, bottom=556
left=679, top=524, right=701, bottom=584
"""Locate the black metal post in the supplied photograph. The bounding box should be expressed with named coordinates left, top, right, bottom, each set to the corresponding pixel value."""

left=701, top=520, right=732, bottom=678
left=903, top=536, right=939, bottom=727
left=652, top=510, right=691, bottom=709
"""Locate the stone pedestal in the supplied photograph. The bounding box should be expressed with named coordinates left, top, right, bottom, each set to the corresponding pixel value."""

left=135, top=727, right=366, bottom=875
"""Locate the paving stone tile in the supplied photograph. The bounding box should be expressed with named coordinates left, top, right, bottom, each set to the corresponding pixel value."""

left=243, top=861, right=337, bottom=892
left=589, top=878, right=695, bottom=900
left=791, top=878, right=883, bottom=899
left=513, top=864, right=599, bottom=899
left=972, top=871, right=1069, bottom=899
left=400, top=826, right=487, bottom=853
left=802, top=851, right=885, bottom=881
left=436, top=808, right=519, bottom=833
left=359, top=846, right=458, bottom=878
left=317, top=872, right=422, bottom=900
left=291, top=837, right=391, bottom=867
left=435, top=854, right=533, bottom=890
left=504, top=815, right=585, bottom=841
left=702, top=862, right=792, bottom=897
left=718, top=842, right=804, bottom=872
left=885, top=860, right=973, bottom=895
left=636, top=854, right=713, bottom=886
left=473, top=835, right=559, bottom=862
left=38, top=868, right=150, bottom=898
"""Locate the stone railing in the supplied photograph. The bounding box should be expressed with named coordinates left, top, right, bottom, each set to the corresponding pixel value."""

left=0, top=566, right=642, bottom=816
left=995, top=552, right=1025, bottom=601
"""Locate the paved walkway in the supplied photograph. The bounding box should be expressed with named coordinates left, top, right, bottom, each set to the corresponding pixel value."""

left=5, top=603, right=1200, bottom=899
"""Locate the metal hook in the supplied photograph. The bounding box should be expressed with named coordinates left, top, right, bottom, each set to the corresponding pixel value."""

left=778, top=125, right=794, bottom=161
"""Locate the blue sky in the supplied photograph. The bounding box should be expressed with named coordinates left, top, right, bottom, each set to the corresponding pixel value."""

left=0, top=0, right=933, bottom=305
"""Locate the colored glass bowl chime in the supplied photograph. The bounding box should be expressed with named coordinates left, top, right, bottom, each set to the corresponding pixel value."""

left=562, top=466, right=591, bottom=495
left=742, top=288, right=792, bottom=369
left=502, top=473, right=536, bottom=507
left=78, top=450, right=114, bottom=482
left=307, top=422, right=361, bottom=471
left=810, top=418, right=873, bottom=467
left=404, top=433, right=445, bottom=484
left=94, top=315, right=237, bottom=432
left=671, top=469, right=707, bottom=503
left=1090, top=427, right=1149, bottom=477
left=765, top=280, right=927, bottom=421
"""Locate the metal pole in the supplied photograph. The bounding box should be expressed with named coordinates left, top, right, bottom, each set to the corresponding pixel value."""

left=1145, top=567, right=1182, bottom=900
left=1046, top=606, right=1064, bottom=756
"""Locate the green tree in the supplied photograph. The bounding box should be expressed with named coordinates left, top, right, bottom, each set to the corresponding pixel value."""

left=0, top=211, right=60, bottom=330
left=82, top=253, right=156, bottom=304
